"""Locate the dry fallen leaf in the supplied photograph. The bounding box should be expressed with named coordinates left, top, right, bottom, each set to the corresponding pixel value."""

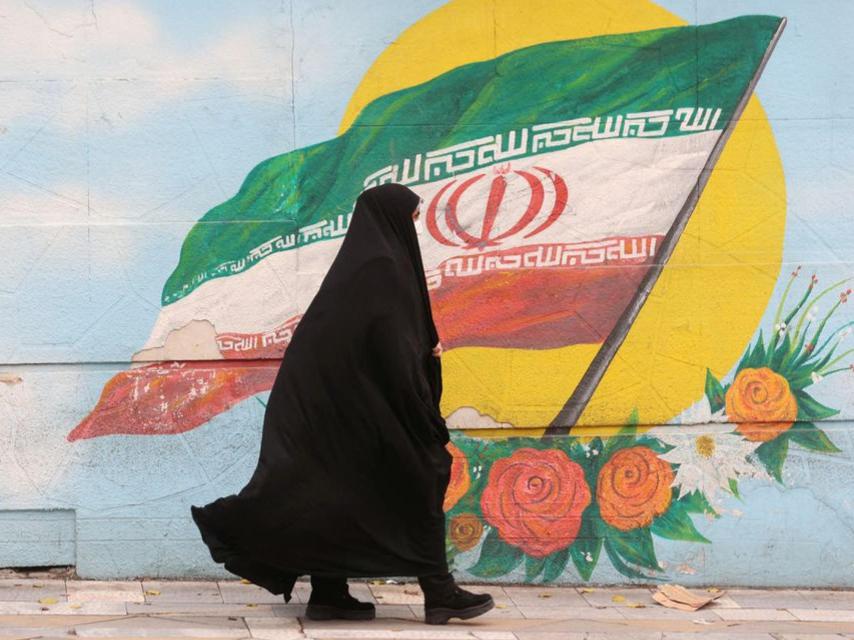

left=579, top=587, right=595, bottom=593
left=240, top=578, right=252, bottom=585
left=69, top=603, right=82, bottom=609
left=628, top=603, right=646, bottom=608
left=538, top=592, right=553, bottom=599
left=404, top=588, right=420, bottom=595
left=611, top=595, right=626, bottom=603
left=144, top=589, right=160, bottom=596
left=37, top=597, right=57, bottom=605
left=245, top=603, right=258, bottom=608
left=496, top=603, right=507, bottom=609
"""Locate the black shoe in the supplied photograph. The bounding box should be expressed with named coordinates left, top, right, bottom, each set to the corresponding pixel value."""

left=305, top=577, right=375, bottom=621
left=418, top=573, right=494, bottom=625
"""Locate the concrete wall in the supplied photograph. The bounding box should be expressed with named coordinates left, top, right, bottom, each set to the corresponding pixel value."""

left=1, top=0, right=853, bottom=587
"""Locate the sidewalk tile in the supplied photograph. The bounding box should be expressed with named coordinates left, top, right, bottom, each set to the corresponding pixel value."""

left=369, top=583, right=424, bottom=605
left=0, top=600, right=127, bottom=615
left=0, top=627, right=74, bottom=640
left=715, top=608, right=797, bottom=621
left=578, top=588, right=655, bottom=609
left=469, top=585, right=514, bottom=607
left=476, top=604, right=525, bottom=620
left=127, top=601, right=280, bottom=616
left=67, top=580, right=145, bottom=603
left=504, top=585, right=588, bottom=608
left=141, top=580, right=223, bottom=603
left=797, top=590, right=854, bottom=610
left=219, top=580, right=287, bottom=605
left=244, top=615, right=303, bottom=640
left=663, top=634, right=775, bottom=639
left=290, top=581, right=312, bottom=604
left=707, top=595, right=741, bottom=609
left=513, top=632, right=586, bottom=640
left=305, top=629, right=470, bottom=638
left=518, top=604, right=624, bottom=620
left=375, top=604, right=419, bottom=619
left=789, top=609, right=854, bottom=622
left=588, top=633, right=663, bottom=640
left=309, top=631, right=517, bottom=639
left=0, top=614, right=113, bottom=626
left=726, top=589, right=812, bottom=609
left=72, top=614, right=249, bottom=637
left=773, top=634, right=850, bottom=639
left=348, top=582, right=378, bottom=604
left=271, top=603, right=310, bottom=617
left=0, top=578, right=66, bottom=602
left=617, top=605, right=723, bottom=621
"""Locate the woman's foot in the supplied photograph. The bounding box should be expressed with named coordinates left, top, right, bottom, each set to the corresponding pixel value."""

left=304, top=576, right=375, bottom=621
left=418, top=573, right=494, bottom=625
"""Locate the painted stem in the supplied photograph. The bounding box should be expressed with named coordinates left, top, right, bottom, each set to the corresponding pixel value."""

left=818, top=347, right=854, bottom=374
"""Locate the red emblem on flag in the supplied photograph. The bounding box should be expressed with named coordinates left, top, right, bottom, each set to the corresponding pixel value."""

left=426, top=165, right=569, bottom=250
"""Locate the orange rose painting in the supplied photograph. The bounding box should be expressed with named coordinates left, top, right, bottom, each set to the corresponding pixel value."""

left=480, top=448, right=591, bottom=557
left=443, top=441, right=471, bottom=511
left=597, top=446, right=674, bottom=531
left=449, top=513, right=484, bottom=551
left=725, top=367, right=798, bottom=442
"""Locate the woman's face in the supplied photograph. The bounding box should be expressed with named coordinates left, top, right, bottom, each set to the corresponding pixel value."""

left=411, top=197, right=425, bottom=235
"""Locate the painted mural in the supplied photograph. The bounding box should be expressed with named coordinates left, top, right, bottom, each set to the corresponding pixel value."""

left=2, top=0, right=854, bottom=587
left=444, top=268, right=850, bottom=580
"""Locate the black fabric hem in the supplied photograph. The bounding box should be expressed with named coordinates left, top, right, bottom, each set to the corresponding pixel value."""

left=190, top=504, right=448, bottom=598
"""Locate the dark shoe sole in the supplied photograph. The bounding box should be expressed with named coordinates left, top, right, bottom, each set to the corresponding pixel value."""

left=305, top=603, right=376, bottom=620
left=424, top=596, right=495, bottom=625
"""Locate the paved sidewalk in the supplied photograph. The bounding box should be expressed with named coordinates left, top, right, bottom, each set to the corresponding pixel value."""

left=1, top=569, right=853, bottom=639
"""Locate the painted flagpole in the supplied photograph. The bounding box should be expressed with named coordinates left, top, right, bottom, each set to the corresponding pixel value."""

left=544, top=17, right=788, bottom=437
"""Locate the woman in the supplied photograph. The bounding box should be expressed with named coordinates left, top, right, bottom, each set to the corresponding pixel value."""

left=190, top=183, right=494, bottom=625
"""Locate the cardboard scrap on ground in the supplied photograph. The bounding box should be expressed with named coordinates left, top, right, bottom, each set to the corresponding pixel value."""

left=653, top=584, right=725, bottom=611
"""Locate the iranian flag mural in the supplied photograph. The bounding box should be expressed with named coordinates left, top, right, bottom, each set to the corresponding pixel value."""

left=68, top=15, right=784, bottom=442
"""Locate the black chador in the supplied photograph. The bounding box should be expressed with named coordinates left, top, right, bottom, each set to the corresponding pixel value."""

left=190, top=183, right=452, bottom=602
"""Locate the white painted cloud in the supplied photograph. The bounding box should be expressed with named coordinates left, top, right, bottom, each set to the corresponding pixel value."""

left=445, top=406, right=515, bottom=430
left=0, top=0, right=294, bottom=225
left=0, top=0, right=291, bottom=126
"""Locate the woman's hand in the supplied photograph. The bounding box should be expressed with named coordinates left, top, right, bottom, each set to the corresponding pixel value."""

left=432, top=341, right=443, bottom=358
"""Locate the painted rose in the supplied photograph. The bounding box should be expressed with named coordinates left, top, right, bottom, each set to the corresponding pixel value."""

left=480, top=448, right=591, bottom=557
left=597, top=446, right=673, bottom=531
left=443, top=441, right=471, bottom=511
left=725, top=367, right=798, bottom=442
left=449, top=513, right=483, bottom=551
